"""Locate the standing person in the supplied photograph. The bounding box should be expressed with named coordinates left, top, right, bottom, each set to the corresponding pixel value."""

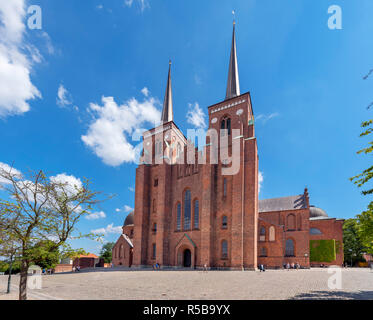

left=203, top=263, right=208, bottom=273
left=286, top=263, right=290, bottom=271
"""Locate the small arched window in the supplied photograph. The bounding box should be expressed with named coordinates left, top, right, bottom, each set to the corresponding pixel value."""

left=259, top=226, right=266, bottom=241
left=153, top=199, right=157, bottom=213
left=222, top=216, right=228, bottom=229
left=285, top=239, right=295, bottom=257
left=153, top=223, right=157, bottom=233
left=119, top=244, right=123, bottom=258
left=222, top=240, right=228, bottom=259
left=194, top=200, right=199, bottom=229
left=310, top=228, right=322, bottom=235
left=176, top=203, right=181, bottom=231
left=269, top=226, right=275, bottom=241
left=184, top=190, right=191, bottom=230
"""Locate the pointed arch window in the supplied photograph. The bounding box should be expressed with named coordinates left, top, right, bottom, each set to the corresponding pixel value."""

left=222, top=240, right=228, bottom=259
left=119, top=244, right=123, bottom=259
left=285, top=239, right=295, bottom=257
left=222, top=216, right=228, bottom=229
left=194, top=199, right=199, bottom=229
left=184, top=190, right=191, bottom=230
left=176, top=203, right=181, bottom=231
left=269, top=226, right=275, bottom=241
left=220, top=118, right=231, bottom=136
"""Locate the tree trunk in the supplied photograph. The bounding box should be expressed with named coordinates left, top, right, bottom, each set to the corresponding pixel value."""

left=19, top=260, right=28, bottom=300
left=6, top=254, right=13, bottom=294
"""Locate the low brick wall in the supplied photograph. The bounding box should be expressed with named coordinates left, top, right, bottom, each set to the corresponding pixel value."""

left=54, top=264, right=73, bottom=273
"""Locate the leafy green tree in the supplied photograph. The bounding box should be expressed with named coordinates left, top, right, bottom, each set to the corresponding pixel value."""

left=0, top=167, right=110, bottom=300
left=343, top=219, right=366, bottom=265
left=357, top=203, right=373, bottom=254
left=350, top=119, right=373, bottom=196
left=350, top=78, right=373, bottom=258
left=99, top=242, right=115, bottom=263
left=28, top=240, right=61, bottom=270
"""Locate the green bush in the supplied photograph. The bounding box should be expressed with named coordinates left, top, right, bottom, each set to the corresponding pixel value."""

left=310, top=240, right=337, bottom=263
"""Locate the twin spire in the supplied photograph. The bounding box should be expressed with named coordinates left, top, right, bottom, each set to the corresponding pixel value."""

left=161, top=60, right=173, bottom=123
left=225, top=21, right=240, bottom=100
left=160, top=21, right=241, bottom=124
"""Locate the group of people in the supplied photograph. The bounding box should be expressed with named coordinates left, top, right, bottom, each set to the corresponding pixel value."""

left=284, top=262, right=300, bottom=270
left=72, top=265, right=81, bottom=272
left=42, top=268, right=53, bottom=275
left=152, top=263, right=161, bottom=270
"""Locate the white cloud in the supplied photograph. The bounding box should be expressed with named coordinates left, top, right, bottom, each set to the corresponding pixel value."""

left=258, top=171, right=264, bottom=194
left=81, top=94, right=161, bottom=166
left=124, top=0, right=149, bottom=12
left=50, top=173, right=83, bottom=196
left=91, top=223, right=122, bottom=235
left=128, top=186, right=135, bottom=192
left=86, top=211, right=106, bottom=220
left=116, top=205, right=134, bottom=213
left=0, top=0, right=42, bottom=118
left=57, top=84, right=73, bottom=107
left=0, top=162, right=22, bottom=184
left=256, top=112, right=279, bottom=124
left=186, top=102, right=206, bottom=129
left=96, top=4, right=104, bottom=10
left=141, top=87, right=149, bottom=97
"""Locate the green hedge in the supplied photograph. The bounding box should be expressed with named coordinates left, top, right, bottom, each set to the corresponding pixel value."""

left=310, top=240, right=336, bottom=263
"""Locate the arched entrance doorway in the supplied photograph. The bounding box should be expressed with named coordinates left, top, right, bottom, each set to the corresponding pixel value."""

left=183, top=249, right=192, bottom=268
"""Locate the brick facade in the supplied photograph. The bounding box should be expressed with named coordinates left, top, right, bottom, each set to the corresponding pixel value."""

left=113, top=93, right=344, bottom=270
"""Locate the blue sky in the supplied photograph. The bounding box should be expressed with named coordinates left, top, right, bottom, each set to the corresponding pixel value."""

left=0, top=0, right=372, bottom=255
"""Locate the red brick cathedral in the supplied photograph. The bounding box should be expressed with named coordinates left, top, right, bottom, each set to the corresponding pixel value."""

left=113, top=23, right=344, bottom=270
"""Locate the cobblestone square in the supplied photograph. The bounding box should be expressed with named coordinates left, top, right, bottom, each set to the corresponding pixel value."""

left=1, top=268, right=372, bottom=300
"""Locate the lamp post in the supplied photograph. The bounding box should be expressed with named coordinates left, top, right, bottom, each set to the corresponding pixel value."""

left=348, top=248, right=353, bottom=268
left=304, top=253, right=308, bottom=268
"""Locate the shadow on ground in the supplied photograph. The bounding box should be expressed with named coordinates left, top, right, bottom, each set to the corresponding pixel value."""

left=291, top=290, right=373, bottom=300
